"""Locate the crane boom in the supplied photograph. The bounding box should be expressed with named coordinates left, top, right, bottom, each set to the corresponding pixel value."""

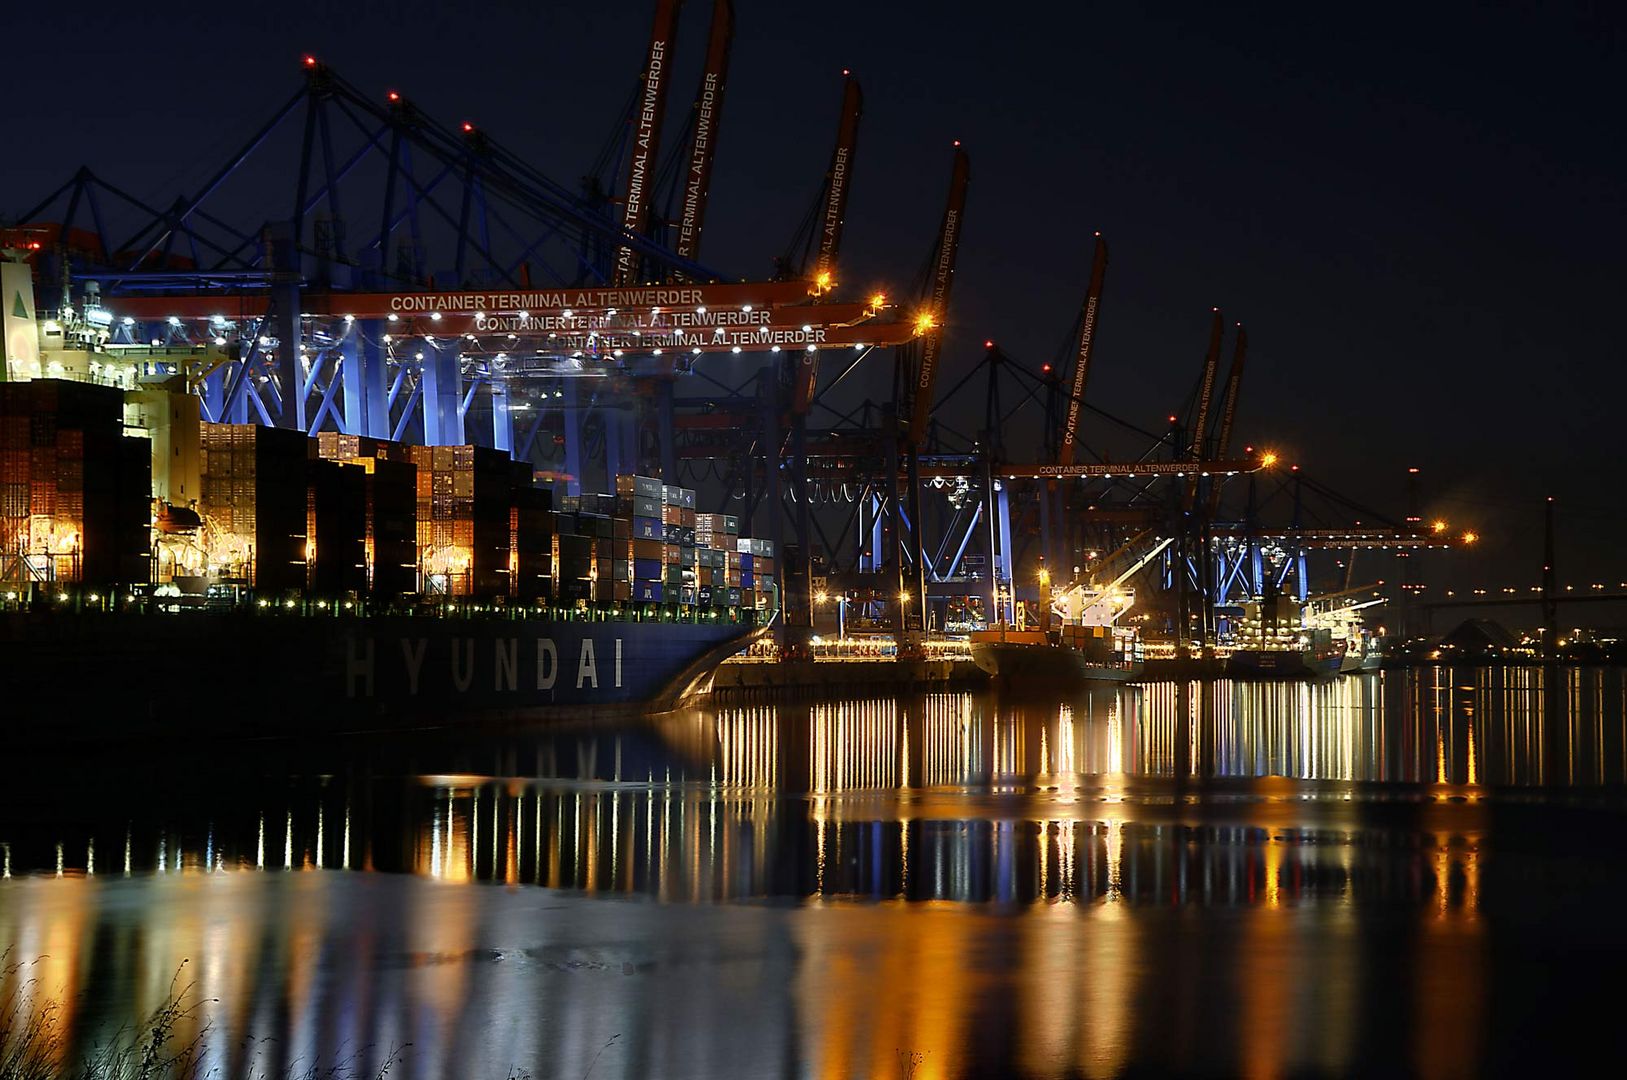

left=907, top=144, right=970, bottom=445
left=614, top=0, right=684, bottom=286
left=1189, top=310, right=1223, bottom=460
left=1212, top=325, right=1247, bottom=459
left=672, top=0, right=733, bottom=266
left=1102, top=536, right=1175, bottom=592
left=1057, top=233, right=1108, bottom=466
left=793, top=74, right=864, bottom=414
left=811, top=74, right=863, bottom=288
left=1205, top=326, right=1248, bottom=515
left=1184, top=309, right=1224, bottom=507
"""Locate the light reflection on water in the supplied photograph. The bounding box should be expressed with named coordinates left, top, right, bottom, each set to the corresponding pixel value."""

left=1, top=666, right=1624, bottom=1078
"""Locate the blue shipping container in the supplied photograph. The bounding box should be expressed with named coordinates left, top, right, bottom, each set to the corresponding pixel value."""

left=633, top=516, right=663, bottom=540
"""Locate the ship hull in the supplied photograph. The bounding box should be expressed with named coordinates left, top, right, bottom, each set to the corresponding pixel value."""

left=1228, top=648, right=1344, bottom=679
left=970, top=641, right=1139, bottom=685
left=1, top=611, right=759, bottom=740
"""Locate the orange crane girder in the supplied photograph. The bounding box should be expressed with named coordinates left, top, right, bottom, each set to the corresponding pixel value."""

left=793, top=75, right=864, bottom=415
left=1057, top=234, right=1108, bottom=466
left=673, top=0, right=734, bottom=265
left=908, top=146, right=971, bottom=445
left=614, top=0, right=684, bottom=286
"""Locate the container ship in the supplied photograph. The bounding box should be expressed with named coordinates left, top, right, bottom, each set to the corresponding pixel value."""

left=0, top=372, right=775, bottom=737
left=969, top=575, right=1145, bottom=685
left=1225, top=595, right=1346, bottom=679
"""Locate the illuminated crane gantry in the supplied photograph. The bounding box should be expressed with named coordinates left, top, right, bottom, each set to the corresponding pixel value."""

left=5, top=0, right=1465, bottom=644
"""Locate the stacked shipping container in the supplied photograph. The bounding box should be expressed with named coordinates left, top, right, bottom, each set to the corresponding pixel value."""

left=0, top=379, right=150, bottom=586
left=404, top=444, right=513, bottom=596
left=10, top=391, right=771, bottom=615
left=198, top=424, right=309, bottom=591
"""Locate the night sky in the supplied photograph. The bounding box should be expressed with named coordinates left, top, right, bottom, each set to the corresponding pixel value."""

left=9, top=1, right=1626, bottom=615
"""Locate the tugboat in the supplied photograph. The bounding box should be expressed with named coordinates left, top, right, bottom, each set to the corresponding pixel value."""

left=1226, top=595, right=1346, bottom=679
left=970, top=578, right=1144, bottom=685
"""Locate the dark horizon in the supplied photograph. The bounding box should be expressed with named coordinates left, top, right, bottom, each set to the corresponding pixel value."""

left=7, top=0, right=1624, bottom=611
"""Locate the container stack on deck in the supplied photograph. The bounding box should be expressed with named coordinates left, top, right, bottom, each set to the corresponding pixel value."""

left=740, top=536, right=776, bottom=610
left=510, top=470, right=553, bottom=602
left=0, top=379, right=150, bottom=587
left=198, top=423, right=309, bottom=591
left=617, top=474, right=667, bottom=603
left=9, top=389, right=770, bottom=618
left=695, top=512, right=743, bottom=608
left=404, top=444, right=513, bottom=597
left=314, top=433, right=419, bottom=599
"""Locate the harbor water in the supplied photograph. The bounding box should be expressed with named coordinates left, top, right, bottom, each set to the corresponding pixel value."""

left=2, top=666, right=1625, bottom=1077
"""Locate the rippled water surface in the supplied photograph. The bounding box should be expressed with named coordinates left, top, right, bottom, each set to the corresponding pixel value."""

left=3, top=667, right=1626, bottom=1077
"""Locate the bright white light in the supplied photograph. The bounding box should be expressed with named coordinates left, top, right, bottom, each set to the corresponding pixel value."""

left=387, top=313, right=398, bottom=321
left=652, top=348, right=663, bottom=355
left=343, top=314, right=354, bottom=323
left=770, top=345, right=781, bottom=353
left=561, top=310, right=573, bottom=318
left=518, top=311, right=529, bottom=319
left=415, top=351, right=424, bottom=360
left=382, top=334, right=392, bottom=343
left=731, top=346, right=741, bottom=354
left=167, top=316, right=180, bottom=326
left=121, top=316, right=134, bottom=326
left=696, top=306, right=707, bottom=314
left=613, top=349, right=624, bottom=357
left=743, top=304, right=753, bottom=312
left=692, top=347, right=702, bottom=354
left=258, top=336, right=271, bottom=346
left=801, top=324, right=812, bottom=333
left=806, top=344, right=816, bottom=352
left=429, top=312, right=442, bottom=321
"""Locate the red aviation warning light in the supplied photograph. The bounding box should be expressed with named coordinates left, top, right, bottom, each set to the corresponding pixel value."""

left=303, top=55, right=317, bottom=67
left=387, top=91, right=400, bottom=102
left=462, top=122, right=474, bottom=133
